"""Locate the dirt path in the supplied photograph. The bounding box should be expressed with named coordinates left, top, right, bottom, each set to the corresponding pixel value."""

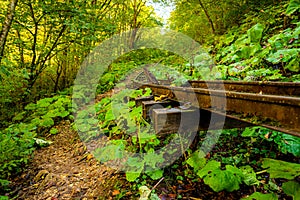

left=10, top=120, right=118, bottom=200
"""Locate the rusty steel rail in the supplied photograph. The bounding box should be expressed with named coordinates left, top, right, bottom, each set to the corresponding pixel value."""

left=189, top=80, right=300, bottom=96
left=137, top=81, right=300, bottom=137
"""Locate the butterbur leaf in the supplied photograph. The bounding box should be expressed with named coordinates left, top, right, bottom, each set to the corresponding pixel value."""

left=240, top=165, right=260, bottom=186
left=285, top=58, right=299, bottom=72
left=126, top=171, right=142, bottom=182
left=126, top=157, right=144, bottom=182
left=242, top=192, right=278, bottom=200
left=12, top=112, right=26, bottom=121
left=126, top=156, right=144, bottom=168
left=146, top=169, right=163, bottom=180
left=25, top=103, right=37, bottom=110
left=247, top=23, right=264, bottom=43
left=203, top=168, right=242, bottom=192
left=37, top=98, right=54, bottom=107
left=186, top=150, right=206, bottom=171
left=76, top=123, right=91, bottom=132
left=267, top=49, right=300, bottom=64
left=262, top=158, right=300, bottom=179
left=274, top=133, right=300, bottom=157
left=241, top=127, right=260, bottom=137
left=197, top=160, right=220, bottom=178
left=144, top=152, right=164, bottom=169
left=282, top=181, right=300, bottom=199
left=58, top=110, right=70, bottom=118
left=105, top=109, right=115, bottom=121
left=93, top=140, right=126, bottom=162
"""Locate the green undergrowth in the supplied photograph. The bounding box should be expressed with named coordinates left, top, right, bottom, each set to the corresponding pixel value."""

left=97, top=49, right=174, bottom=93
left=75, top=87, right=300, bottom=199
left=0, top=93, right=72, bottom=194
left=210, top=1, right=300, bottom=82
left=74, top=88, right=168, bottom=183
left=168, top=0, right=300, bottom=82
left=185, top=128, right=300, bottom=198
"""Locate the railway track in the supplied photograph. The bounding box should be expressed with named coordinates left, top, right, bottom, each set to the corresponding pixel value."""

left=134, top=79, right=300, bottom=137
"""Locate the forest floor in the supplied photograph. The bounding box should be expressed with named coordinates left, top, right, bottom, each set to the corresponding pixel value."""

left=8, top=120, right=249, bottom=200
left=8, top=120, right=121, bottom=200
left=6, top=91, right=295, bottom=200
left=7, top=121, right=295, bottom=200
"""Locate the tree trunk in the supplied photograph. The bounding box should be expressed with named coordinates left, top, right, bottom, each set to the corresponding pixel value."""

left=0, top=0, right=19, bottom=63
left=197, top=0, right=215, bottom=34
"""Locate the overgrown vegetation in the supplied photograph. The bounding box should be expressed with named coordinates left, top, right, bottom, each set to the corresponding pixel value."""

left=77, top=88, right=299, bottom=199
left=0, top=93, right=72, bottom=194
left=0, top=0, right=300, bottom=199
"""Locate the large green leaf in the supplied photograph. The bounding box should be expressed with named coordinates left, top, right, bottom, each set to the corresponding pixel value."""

left=146, top=169, right=164, bottom=180
left=144, top=152, right=164, bottom=169
left=240, top=165, right=260, bottom=186
left=126, top=171, right=142, bottom=182
left=267, top=49, right=300, bottom=64
left=203, top=166, right=243, bottom=192
left=247, top=23, right=264, bottom=43
left=37, top=98, right=54, bottom=108
left=241, top=127, right=260, bottom=137
left=286, top=0, right=300, bottom=15
left=285, top=58, right=300, bottom=72
left=105, top=109, right=116, bottom=121
left=125, top=157, right=145, bottom=182
left=92, top=140, right=126, bottom=162
left=186, top=150, right=206, bottom=171
left=197, top=160, right=220, bottom=178
left=262, top=158, right=300, bottom=179
left=274, top=133, right=300, bottom=156
left=41, top=118, right=54, bottom=128
left=242, top=192, right=278, bottom=200
left=282, top=181, right=300, bottom=200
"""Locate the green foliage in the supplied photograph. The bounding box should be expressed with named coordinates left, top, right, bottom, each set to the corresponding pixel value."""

left=77, top=88, right=165, bottom=182
left=262, top=158, right=300, bottom=179
left=203, top=165, right=243, bottom=192
left=186, top=151, right=259, bottom=192
left=242, top=126, right=300, bottom=157
left=242, top=192, right=278, bottom=200
left=286, top=0, right=300, bottom=15
left=0, top=129, right=35, bottom=179
left=282, top=181, right=300, bottom=200
left=247, top=23, right=265, bottom=43
left=0, top=94, right=72, bottom=180
left=186, top=150, right=206, bottom=171
left=0, top=66, right=29, bottom=127
left=210, top=0, right=300, bottom=82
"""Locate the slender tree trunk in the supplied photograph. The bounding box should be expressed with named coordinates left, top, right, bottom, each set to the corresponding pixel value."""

left=0, top=0, right=19, bottom=63
left=197, top=0, right=215, bottom=34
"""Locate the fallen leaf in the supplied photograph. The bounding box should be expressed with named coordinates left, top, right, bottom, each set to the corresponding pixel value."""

left=168, top=193, right=177, bottom=198
left=112, top=190, right=120, bottom=196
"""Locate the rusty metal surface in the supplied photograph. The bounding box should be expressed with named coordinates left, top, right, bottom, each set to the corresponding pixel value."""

left=139, top=81, right=300, bottom=137
left=189, top=80, right=300, bottom=96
